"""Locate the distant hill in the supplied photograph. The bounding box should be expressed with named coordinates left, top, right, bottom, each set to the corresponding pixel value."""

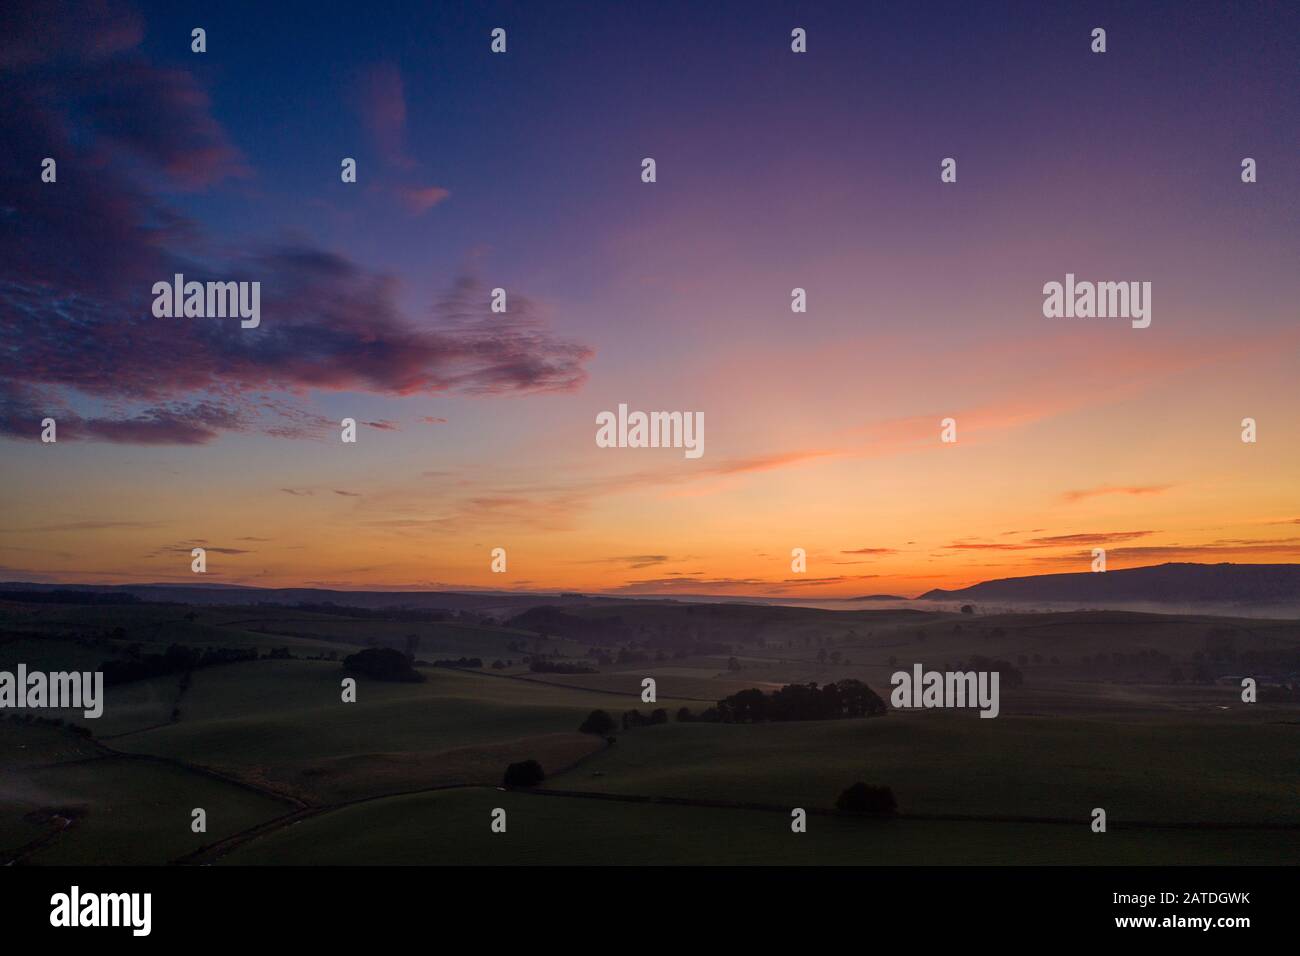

left=0, top=582, right=625, bottom=611
left=917, top=562, right=1300, bottom=604
left=845, top=594, right=909, bottom=602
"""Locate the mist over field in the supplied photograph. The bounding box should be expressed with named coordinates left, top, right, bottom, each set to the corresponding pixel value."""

left=4, top=563, right=1299, bottom=865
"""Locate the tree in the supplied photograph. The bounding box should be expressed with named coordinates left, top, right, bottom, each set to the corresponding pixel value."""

left=342, top=647, right=424, bottom=682
left=578, top=709, right=615, bottom=735
left=836, top=782, right=897, bottom=815
left=502, top=760, right=545, bottom=788
left=715, top=679, right=884, bottom=723
left=960, top=604, right=975, bottom=615
left=833, top=679, right=887, bottom=718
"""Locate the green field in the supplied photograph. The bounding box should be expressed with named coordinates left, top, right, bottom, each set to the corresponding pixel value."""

left=0, top=722, right=291, bottom=865
left=545, top=710, right=1300, bottom=825
left=3, top=596, right=1298, bottom=865
left=98, top=660, right=694, bottom=802
left=221, top=786, right=1300, bottom=866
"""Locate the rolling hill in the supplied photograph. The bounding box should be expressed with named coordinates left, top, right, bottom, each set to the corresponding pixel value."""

left=918, top=562, right=1300, bottom=604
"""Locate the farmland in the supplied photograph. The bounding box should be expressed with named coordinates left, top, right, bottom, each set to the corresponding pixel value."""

left=3, top=594, right=1297, bottom=864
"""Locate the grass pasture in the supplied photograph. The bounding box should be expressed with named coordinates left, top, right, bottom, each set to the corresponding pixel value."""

left=0, top=722, right=290, bottom=866
left=221, top=786, right=1300, bottom=866
left=102, top=660, right=693, bottom=802
left=4, top=596, right=1299, bottom=865
left=547, top=709, right=1300, bottom=827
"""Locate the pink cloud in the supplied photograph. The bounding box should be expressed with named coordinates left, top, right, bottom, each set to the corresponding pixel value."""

left=397, top=184, right=451, bottom=214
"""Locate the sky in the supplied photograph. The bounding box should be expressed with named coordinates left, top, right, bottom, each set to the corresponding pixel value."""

left=2, top=0, right=1298, bottom=598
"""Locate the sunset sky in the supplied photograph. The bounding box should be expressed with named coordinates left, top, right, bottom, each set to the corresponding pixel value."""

left=3, top=0, right=1298, bottom=598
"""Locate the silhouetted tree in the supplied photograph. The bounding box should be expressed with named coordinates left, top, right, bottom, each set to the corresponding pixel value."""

left=578, top=709, right=616, bottom=735
left=342, top=647, right=424, bottom=682
left=716, top=679, right=884, bottom=723
left=502, top=760, right=545, bottom=788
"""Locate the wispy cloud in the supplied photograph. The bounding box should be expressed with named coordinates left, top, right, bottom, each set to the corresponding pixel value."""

left=1, top=519, right=162, bottom=533
left=1062, top=484, right=1176, bottom=503
left=147, top=542, right=251, bottom=557
left=945, top=531, right=1156, bottom=551
left=578, top=555, right=673, bottom=569
left=397, top=185, right=451, bottom=214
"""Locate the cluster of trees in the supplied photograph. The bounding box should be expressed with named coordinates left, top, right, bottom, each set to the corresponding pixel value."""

left=528, top=660, right=597, bottom=675
left=595, top=682, right=892, bottom=731
left=341, top=647, right=424, bottom=682
left=715, top=679, right=887, bottom=723
left=502, top=759, right=545, bottom=788
left=578, top=709, right=616, bottom=734
left=430, top=656, right=483, bottom=668
left=100, top=644, right=257, bottom=685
